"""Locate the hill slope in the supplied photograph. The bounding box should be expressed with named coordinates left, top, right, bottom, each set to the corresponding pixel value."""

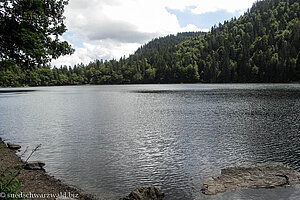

left=176, top=0, right=300, bottom=82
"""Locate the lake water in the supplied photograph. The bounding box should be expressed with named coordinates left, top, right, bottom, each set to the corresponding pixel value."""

left=0, top=84, right=300, bottom=200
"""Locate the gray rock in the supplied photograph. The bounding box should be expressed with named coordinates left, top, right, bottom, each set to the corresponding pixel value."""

left=120, top=186, right=164, bottom=200
left=24, top=161, right=45, bottom=170
left=7, top=142, right=21, bottom=150
left=202, top=162, right=300, bottom=195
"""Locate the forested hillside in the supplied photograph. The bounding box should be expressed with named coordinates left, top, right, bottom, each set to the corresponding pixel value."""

left=176, top=0, right=300, bottom=82
left=0, top=32, right=204, bottom=86
left=0, top=0, right=299, bottom=87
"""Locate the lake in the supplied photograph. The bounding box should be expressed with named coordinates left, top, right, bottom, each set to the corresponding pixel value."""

left=0, top=84, right=299, bottom=200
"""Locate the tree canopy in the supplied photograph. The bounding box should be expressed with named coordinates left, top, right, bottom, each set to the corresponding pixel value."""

left=0, top=0, right=74, bottom=67
left=175, top=0, right=300, bottom=83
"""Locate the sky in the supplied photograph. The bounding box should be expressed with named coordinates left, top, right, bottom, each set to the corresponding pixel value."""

left=51, top=0, right=257, bottom=67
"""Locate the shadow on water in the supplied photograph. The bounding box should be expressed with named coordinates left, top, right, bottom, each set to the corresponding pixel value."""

left=0, top=89, right=36, bottom=93
left=132, top=90, right=194, bottom=94
left=130, top=89, right=218, bottom=94
left=131, top=87, right=300, bottom=95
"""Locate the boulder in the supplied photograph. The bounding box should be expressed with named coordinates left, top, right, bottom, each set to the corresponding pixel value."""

left=120, top=186, right=164, bottom=200
left=202, top=162, right=300, bottom=195
left=7, top=142, right=21, bottom=150
left=24, top=161, right=45, bottom=170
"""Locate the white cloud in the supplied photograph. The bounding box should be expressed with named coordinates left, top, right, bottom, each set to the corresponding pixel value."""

left=51, top=40, right=141, bottom=67
left=191, top=1, right=255, bottom=14
left=51, top=0, right=256, bottom=67
left=165, top=0, right=256, bottom=14
left=181, top=24, right=208, bottom=32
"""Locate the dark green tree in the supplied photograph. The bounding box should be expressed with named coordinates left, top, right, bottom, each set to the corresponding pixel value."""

left=0, top=0, right=74, bottom=67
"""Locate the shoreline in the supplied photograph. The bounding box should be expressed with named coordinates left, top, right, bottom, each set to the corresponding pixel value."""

left=0, top=138, right=96, bottom=200
left=0, top=82, right=299, bottom=89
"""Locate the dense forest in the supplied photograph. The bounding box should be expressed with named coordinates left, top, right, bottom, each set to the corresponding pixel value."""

left=0, top=0, right=299, bottom=87
left=176, top=0, right=300, bottom=83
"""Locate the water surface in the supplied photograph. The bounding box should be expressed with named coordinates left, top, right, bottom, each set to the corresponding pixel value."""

left=0, top=84, right=299, bottom=200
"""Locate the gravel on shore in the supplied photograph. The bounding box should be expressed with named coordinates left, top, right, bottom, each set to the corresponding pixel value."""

left=0, top=138, right=96, bottom=200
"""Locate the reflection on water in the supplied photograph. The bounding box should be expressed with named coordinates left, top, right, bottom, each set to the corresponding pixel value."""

left=0, top=89, right=36, bottom=93
left=0, top=84, right=299, bottom=200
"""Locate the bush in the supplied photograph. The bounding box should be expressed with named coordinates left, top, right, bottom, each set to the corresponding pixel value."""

left=0, top=167, right=23, bottom=199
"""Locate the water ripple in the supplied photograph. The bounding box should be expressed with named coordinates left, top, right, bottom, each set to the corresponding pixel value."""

left=0, top=84, right=299, bottom=200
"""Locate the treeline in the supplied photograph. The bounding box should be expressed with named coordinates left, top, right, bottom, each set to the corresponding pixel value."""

left=0, top=0, right=299, bottom=87
left=0, top=32, right=205, bottom=86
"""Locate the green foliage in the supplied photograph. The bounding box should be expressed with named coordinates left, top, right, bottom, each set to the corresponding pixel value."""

left=0, top=0, right=74, bottom=67
left=0, top=168, right=23, bottom=200
left=175, top=0, right=300, bottom=83
left=0, top=145, right=40, bottom=199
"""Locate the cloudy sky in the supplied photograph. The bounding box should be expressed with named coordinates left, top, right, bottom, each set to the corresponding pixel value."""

left=51, top=0, right=257, bottom=67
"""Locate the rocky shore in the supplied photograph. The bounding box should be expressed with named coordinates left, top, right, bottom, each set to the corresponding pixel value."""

left=0, top=138, right=95, bottom=200
left=0, top=138, right=165, bottom=200
left=202, top=162, right=300, bottom=195
left=119, top=186, right=164, bottom=200
left=3, top=137, right=299, bottom=200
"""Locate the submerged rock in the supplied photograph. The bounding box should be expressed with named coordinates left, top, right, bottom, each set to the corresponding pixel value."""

left=202, top=162, right=300, bottom=195
left=120, top=186, right=164, bottom=200
left=7, top=142, right=21, bottom=150
left=24, top=161, right=46, bottom=170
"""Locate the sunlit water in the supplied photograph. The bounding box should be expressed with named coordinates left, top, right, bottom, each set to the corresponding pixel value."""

left=0, top=84, right=299, bottom=200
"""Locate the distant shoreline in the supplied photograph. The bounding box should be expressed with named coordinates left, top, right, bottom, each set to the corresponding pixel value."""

left=0, top=138, right=96, bottom=200
left=0, top=82, right=299, bottom=89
